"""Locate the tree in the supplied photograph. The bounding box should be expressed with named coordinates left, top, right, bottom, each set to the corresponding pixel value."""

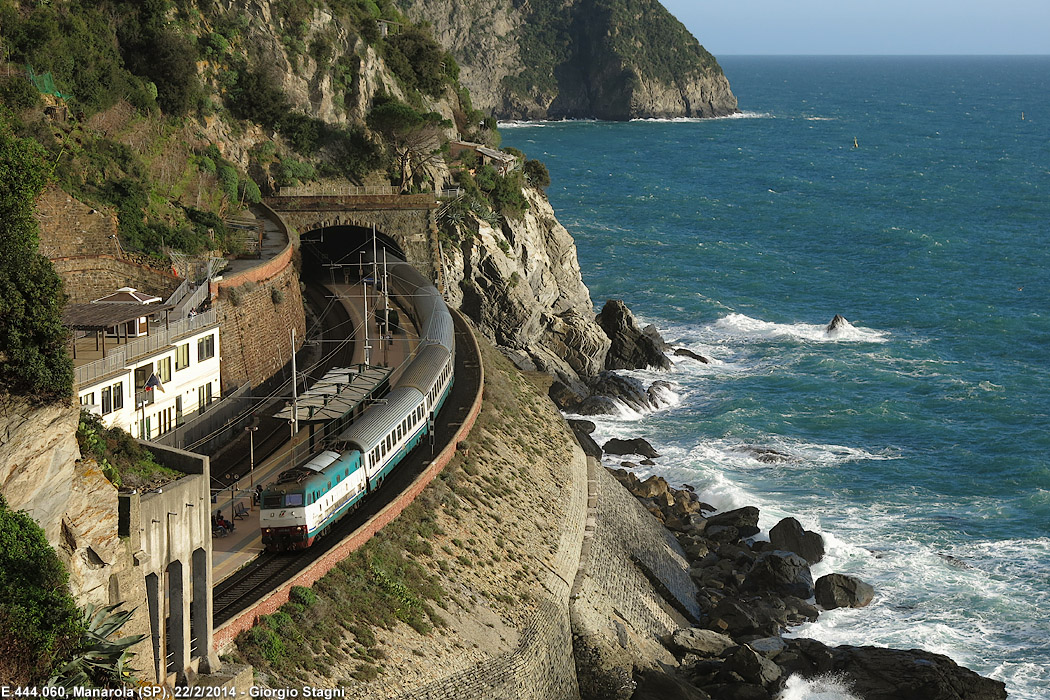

left=0, top=114, right=73, bottom=400
left=366, top=99, right=450, bottom=191
left=0, top=495, right=83, bottom=686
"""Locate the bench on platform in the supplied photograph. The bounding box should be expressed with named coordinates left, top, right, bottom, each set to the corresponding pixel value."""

left=234, top=502, right=250, bottom=520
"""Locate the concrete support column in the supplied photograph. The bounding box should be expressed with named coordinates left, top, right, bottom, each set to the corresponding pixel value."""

left=167, top=559, right=190, bottom=682
left=191, top=547, right=220, bottom=673
left=145, top=573, right=162, bottom=684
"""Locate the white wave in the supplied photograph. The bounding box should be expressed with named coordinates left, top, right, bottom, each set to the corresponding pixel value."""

left=647, top=381, right=679, bottom=409
left=711, top=313, right=889, bottom=343
left=564, top=397, right=646, bottom=424
left=629, top=110, right=773, bottom=122
left=496, top=118, right=600, bottom=128
left=777, top=675, right=860, bottom=700
left=802, top=116, right=837, bottom=121
left=689, top=436, right=898, bottom=472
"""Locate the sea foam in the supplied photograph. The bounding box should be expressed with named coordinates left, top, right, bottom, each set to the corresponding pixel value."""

left=777, top=675, right=860, bottom=700
left=712, top=313, right=889, bottom=344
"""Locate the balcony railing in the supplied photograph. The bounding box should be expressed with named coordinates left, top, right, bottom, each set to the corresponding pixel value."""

left=74, top=310, right=218, bottom=388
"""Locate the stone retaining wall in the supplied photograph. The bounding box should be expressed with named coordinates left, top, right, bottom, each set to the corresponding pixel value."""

left=214, top=206, right=305, bottom=392
left=389, top=441, right=590, bottom=700
left=567, top=461, right=700, bottom=697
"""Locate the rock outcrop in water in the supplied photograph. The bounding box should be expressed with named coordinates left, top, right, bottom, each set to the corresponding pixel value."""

left=825, top=314, right=850, bottom=335
left=597, top=299, right=673, bottom=371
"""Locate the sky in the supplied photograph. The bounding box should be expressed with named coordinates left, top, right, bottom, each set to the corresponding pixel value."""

left=660, top=0, right=1050, bottom=55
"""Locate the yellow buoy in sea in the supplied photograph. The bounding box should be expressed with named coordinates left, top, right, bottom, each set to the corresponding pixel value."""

left=853, top=137, right=859, bottom=148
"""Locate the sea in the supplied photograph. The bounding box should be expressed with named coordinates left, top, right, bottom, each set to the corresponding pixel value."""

left=501, top=56, right=1050, bottom=699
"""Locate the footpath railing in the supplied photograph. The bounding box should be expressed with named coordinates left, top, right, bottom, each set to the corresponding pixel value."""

left=164, top=280, right=210, bottom=320
left=73, top=310, right=218, bottom=388
left=276, top=184, right=400, bottom=197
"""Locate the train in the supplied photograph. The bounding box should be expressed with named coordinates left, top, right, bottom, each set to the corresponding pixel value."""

left=260, top=258, right=455, bottom=551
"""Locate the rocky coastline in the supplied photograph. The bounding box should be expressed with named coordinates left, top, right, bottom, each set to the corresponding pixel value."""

left=553, top=309, right=1008, bottom=699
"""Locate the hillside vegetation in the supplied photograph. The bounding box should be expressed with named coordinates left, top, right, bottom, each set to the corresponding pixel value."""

left=0, top=0, right=534, bottom=401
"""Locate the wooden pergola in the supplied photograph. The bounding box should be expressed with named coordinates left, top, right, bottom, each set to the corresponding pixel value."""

left=62, top=303, right=175, bottom=359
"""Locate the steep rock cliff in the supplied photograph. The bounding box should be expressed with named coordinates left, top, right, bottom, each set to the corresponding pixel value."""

left=398, top=0, right=738, bottom=120
left=443, top=188, right=610, bottom=393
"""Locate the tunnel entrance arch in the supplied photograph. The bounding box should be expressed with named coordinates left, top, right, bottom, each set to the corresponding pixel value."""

left=300, top=224, right=410, bottom=283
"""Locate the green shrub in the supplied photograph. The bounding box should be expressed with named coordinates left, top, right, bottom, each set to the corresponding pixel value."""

left=77, top=411, right=182, bottom=490
left=0, top=76, right=40, bottom=111
left=382, top=26, right=455, bottom=97
left=289, top=586, right=317, bottom=607
left=247, top=626, right=286, bottom=665
left=0, top=495, right=83, bottom=686
left=524, top=159, right=550, bottom=189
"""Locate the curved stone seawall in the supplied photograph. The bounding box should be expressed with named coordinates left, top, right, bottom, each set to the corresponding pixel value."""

left=373, top=438, right=698, bottom=699
left=214, top=204, right=306, bottom=392
left=388, top=444, right=590, bottom=700
left=213, top=310, right=485, bottom=650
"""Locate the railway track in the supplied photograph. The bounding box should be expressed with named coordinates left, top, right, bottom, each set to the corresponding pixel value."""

left=212, top=311, right=480, bottom=626
left=209, top=278, right=354, bottom=488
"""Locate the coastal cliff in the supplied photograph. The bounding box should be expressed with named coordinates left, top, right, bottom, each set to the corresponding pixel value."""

left=398, top=0, right=739, bottom=120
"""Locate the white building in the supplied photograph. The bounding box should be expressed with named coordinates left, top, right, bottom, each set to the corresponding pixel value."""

left=66, top=302, right=221, bottom=441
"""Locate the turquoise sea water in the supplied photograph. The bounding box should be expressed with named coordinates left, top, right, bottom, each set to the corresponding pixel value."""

left=503, top=56, right=1050, bottom=698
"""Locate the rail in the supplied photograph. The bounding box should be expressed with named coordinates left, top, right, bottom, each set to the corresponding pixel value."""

left=276, top=184, right=400, bottom=197
left=73, top=310, right=218, bottom=388
left=165, top=280, right=210, bottom=320
left=213, top=310, right=484, bottom=647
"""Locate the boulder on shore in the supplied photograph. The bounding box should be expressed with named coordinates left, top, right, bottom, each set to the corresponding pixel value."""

left=814, top=573, right=875, bottom=610
left=669, top=628, right=735, bottom=657
left=596, top=299, right=672, bottom=371
left=743, top=550, right=815, bottom=600
left=581, top=371, right=654, bottom=415
left=769, top=517, right=825, bottom=565
left=673, top=347, right=710, bottom=363
left=779, top=639, right=1008, bottom=700
left=603, top=437, right=660, bottom=459
left=568, top=421, right=603, bottom=459
left=706, top=506, right=760, bottom=538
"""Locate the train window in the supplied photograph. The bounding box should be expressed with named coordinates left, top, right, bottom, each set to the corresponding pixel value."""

left=285, top=493, right=303, bottom=507
left=263, top=495, right=282, bottom=508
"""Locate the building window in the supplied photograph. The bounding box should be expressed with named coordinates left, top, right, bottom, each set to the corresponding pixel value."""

left=158, top=357, right=171, bottom=383
left=112, top=382, right=123, bottom=411
left=175, top=343, right=190, bottom=371
left=101, top=387, right=112, bottom=415
left=80, top=392, right=94, bottom=408
left=198, top=383, right=213, bottom=414
left=197, top=334, right=215, bottom=362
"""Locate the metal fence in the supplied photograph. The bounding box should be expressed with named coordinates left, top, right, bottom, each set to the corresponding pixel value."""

left=275, top=184, right=400, bottom=197
left=74, top=310, right=218, bottom=388
left=164, top=280, right=210, bottom=320
left=151, top=383, right=253, bottom=453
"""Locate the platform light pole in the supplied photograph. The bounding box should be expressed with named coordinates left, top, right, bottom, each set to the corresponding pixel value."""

left=245, top=424, right=258, bottom=489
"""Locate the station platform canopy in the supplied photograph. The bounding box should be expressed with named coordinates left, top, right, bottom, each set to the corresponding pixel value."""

left=273, top=364, right=391, bottom=423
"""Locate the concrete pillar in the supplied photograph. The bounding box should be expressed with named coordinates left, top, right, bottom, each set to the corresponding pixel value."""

left=167, top=559, right=190, bottom=682
left=145, top=573, right=162, bottom=684
left=191, top=546, right=220, bottom=673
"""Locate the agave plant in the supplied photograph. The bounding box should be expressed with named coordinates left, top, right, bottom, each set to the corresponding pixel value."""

left=48, top=603, right=146, bottom=689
